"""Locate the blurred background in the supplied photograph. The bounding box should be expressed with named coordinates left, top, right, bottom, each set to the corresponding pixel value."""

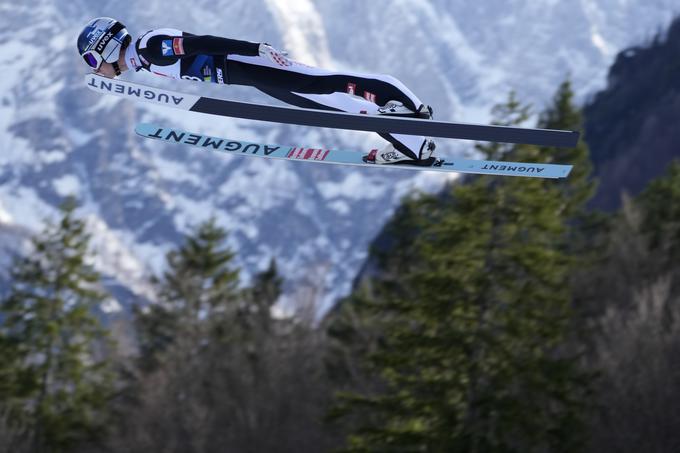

left=1, top=0, right=680, bottom=451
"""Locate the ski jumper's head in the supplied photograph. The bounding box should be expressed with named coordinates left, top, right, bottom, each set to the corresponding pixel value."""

left=78, top=17, right=131, bottom=77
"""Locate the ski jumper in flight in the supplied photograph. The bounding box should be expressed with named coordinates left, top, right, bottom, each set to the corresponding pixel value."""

left=77, top=17, right=436, bottom=164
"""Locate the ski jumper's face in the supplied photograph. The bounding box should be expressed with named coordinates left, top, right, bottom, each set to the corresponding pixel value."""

left=94, top=61, right=119, bottom=78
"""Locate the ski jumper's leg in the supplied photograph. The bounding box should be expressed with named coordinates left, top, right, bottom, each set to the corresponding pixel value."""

left=225, top=54, right=429, bottom=160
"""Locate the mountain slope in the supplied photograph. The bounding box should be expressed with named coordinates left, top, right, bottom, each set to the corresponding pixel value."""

left=0, top=0, right=677, bottom=313
left=585, top=16, right=680, bottom=210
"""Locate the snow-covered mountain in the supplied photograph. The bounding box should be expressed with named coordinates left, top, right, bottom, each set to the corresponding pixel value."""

left=0, top=0, right=678, bottom=313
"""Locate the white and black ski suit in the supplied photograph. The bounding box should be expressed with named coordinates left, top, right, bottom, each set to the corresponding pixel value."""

left=123, top=28, right=430, bottom=159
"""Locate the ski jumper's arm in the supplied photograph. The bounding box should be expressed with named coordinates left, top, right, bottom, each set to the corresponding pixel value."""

left=143, top=33, right=259, bottom=65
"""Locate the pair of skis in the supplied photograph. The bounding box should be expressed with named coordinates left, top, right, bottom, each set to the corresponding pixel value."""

left=84, top=74, right=576, bottom=179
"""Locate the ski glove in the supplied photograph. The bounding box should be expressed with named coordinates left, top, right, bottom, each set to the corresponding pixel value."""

left=258, top=43, right=292, bottom=67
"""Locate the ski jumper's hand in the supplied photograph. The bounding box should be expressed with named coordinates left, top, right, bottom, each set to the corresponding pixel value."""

left=258, top=43, right=292, bottom=67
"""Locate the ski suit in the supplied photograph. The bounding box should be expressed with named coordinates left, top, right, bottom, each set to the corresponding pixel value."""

left=123, top=29, right=430, bottom=159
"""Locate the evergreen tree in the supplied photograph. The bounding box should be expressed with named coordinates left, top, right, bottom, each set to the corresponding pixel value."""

left=331, top=91, right=595, bottom=452
left=123, top=223, right=340, bottom=452
left=249, top=258, right=283, bottom=312
left=476, top=90, right=532, bottom=161
left=637, top=160, right=680, bottom=271
left=238, top=258, right=283, bottom=343
left=229, top=258, right=283, bottom=375
left=0, top=199, right=115, bottom=452
left=126, top=219, right=242, bottom=452
left=582, top=160, right=680, bottom=452
left=537, top=79, right=597, bottom=219
left=134, top=217, right=240, bottom=370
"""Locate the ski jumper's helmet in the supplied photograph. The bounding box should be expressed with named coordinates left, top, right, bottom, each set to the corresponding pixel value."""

left=77, top=17, right=130, bottom=74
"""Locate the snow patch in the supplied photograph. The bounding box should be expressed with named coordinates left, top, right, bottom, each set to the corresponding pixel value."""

left=318, top=172, right=386, bottom=200
left=0, top=200, right=12, bottom=224
left=409, top=170, right=459, bottom=194
left=0, top=41, right=42, bottom=96
left=149, top=151, right=203, bottom=186
left=328, top=200, right=350, bottom=215
left=218, top=158, right=303, bottom=210
left=53, top=175, right=81, bottom=197
left=40, top=151, right=67, bottom=165
left=101, top=298, right=123, bottom=314
left=66, top=127, right=97, bottom=148
left=84, top=215, right=158, bottom=302
left=580, top=0, right=616, bottom=57
left=170, top=195, right=221, bottom=233
left=591, top=31, right=612, bottom=56
left=0, top=186, right=55, bottom=233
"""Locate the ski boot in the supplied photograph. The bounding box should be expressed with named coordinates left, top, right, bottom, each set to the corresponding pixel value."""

left=377, top=101, right=433, bottom=119
left=420, top=139, right=436, bottom=159
left=364, top=139, right=438, bottom=166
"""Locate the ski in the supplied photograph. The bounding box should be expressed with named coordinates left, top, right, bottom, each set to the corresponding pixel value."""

left=86, top=74, right=580, bottom=148
left=134, top=123, right=573, bottom=179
